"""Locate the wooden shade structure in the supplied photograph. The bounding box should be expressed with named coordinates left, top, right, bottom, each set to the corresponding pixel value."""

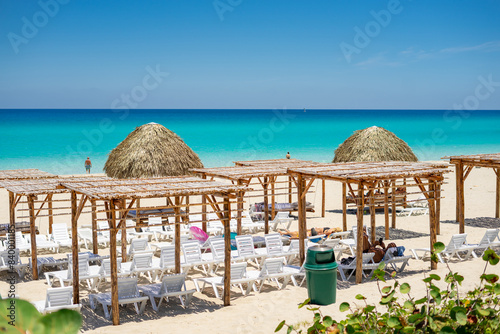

left=59, top=176, right=247, bottom=326
left=0, top=169, right=56, bottom=182
left=445, top=153, right=500, bottom=233
left=192, top=160, right=322, bottom=234
left=0, top=175, right=110, bottom=279
left=288, top=161, right=449, bottom=284
left=104, top=122, right=203, bottom=178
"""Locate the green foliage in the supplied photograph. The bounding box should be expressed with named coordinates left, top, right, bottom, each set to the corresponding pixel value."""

left=0, top=299, right=81, bottom=334
left=276, top=244, right=500, bottom=334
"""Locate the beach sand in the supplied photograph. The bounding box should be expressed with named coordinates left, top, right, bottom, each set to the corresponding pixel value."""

left=0, top=165, right=498, bottom=333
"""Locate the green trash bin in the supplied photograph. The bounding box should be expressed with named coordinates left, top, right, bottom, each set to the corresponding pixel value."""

left=304, top=245, right=338, bottom=305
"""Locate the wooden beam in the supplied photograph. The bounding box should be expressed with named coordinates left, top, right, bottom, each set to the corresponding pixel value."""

left=263, top=177, right=269, bottom=234
left=91, top=199, right=98, bottom=254
left=174, top=196, right=181, bottom=274
left=8, top=192, right=16, bottom=249
left=271, top=177, right=276, bottom=220
left=135, top=198, right=141, bottom=229
left=28, top=195, right=38, bottom=280
left=301, top=177, right=316, bottom=199
left=456, top=161, right=465, bottom=233
left=368, top=187, right=376, bottom=245
left=70, top=191, right=80, bottom=306
left=321, top=180, right=326, bottom=218
left=236, top=180, right=243, bottom=235
left=428, top=181, right=438, bottom=270
left=384, top=181, right=389, bottom=240
left=391, top=180, right=396, bottom=229
left=496, top=168, right=500, bottom=219
left=34, top=194, right=49, bottom=220
left=109, top=199, right=120, bottom=325
left=288, top=176, right=293, bottom=204
left=355, top=183, right=364, bottom=284
left=120, top=199, right=127, bottom=262
left=223, top=195, right=231, bottom=306
left=297, top=174, right=306, bottom=264
left=463, top=166, right=473, bottom=181
left=48, top=194, right=54, bottom=234
left=342, top=183, right=347, bottom=231
left=75, top=194, right=88, bottom=222
left=436, top=182, right=441, bottom=235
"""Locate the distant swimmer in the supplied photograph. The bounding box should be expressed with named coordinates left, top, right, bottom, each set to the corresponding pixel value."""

left=84, top=157, right=92, bottom=174
left=286, top=152, right=291, bottom=159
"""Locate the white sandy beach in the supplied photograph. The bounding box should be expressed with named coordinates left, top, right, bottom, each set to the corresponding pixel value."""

left=0, top=165, right=498, bottom=333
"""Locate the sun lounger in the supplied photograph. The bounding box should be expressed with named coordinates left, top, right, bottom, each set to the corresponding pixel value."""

left=382, top=249, right=412, bottom=273
left=32, top=286, right=82, bottom=314
left=270, top=212, right=294, bottom=231
left=139, top=273, right=195, bottom=310
left=0, top=249, right=28, bottom=277
left=93, top=258, right=123, bottom=289
left=337, top=253, right=379, bottom=282
left=118, top=238, right=152, bottom=260
left=151, top=245, right=186, bottom=279
left=282, top=239, right=300, bottom=263
left=7, top=232, right=31, bottom=253
left=78, top=228, right=109, bottom=250
left=321, top=238, right=346, bottom=260
left=97, top=221, right=134, bottom=244
left=234, top=235, right=267, bottom=268
left=147, top=216, right=172, bottom=242
left=410, top=233, right=476, bottom=263
left=468, top=229, right=500, bottom=257
left=245, top=257, right=292, bottom=292
left=340, top=226, right=370, bottom=256
left=120, top=252, right=159, bottom=282
left=89, top=277, right=149, bottom=319
left=32, top=234, right=60, bottom=253
left=194, top=262, right=256, bottom=298
left=44, top=253, right=99, bottom=290
left=50, top=223, right=80, bottom=249
left=181, top=240, right=217, bottom=275
left=126, top=220, right=153, bottom=240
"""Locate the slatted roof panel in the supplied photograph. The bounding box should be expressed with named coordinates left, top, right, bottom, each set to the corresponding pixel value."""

left=233, top=159, right=316, bottom=166
left=444, top=153, right=500, bottom=165
left=0, top=176, right=111, bottom=195
left=0, top=169, right=56, bottom=182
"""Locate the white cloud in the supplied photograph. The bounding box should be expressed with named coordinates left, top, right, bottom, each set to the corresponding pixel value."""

left=440, top=41, right=500, bottom=54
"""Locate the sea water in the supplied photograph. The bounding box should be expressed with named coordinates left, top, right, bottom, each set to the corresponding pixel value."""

left=0, top=109, right=499, bottom=175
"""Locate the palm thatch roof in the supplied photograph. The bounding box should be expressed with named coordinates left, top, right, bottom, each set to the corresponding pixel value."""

left=104, top=123, right=203, bottom=178
left=332, top=126, right=418, bottom=163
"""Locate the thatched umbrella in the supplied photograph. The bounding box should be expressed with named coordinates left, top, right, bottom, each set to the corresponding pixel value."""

left=332, top=126, right=418, bottom=162
left=104, top=122, right=203, bottom=178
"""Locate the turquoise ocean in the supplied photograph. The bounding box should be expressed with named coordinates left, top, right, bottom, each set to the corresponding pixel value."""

left=1, top=109, right=499, bottom=175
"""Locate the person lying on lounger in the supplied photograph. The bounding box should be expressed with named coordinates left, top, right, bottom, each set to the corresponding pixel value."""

left=278, top=226, right=342, bottom=239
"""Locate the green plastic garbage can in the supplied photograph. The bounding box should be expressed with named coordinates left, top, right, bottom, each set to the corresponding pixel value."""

left=304, top=245, right=338, bottom=305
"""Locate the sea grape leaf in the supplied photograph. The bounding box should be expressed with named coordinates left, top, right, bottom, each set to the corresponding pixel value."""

left=400, top=283, right=411, bottom=294
left=339, top=302, right=350, bottom=312
left=39, top=309, right=82, bottom=334
left=0, top=299, right=44, bottom=334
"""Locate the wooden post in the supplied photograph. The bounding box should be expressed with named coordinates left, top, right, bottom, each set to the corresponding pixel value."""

left=9, top=192, right=16, bottom=249
left=120, top=199, right=127, bottom=262
left=342, top=183, right=347, bottom=231
left=495, top=169, right=500, bottom=218
left=384, top=181, right=389, bottom=240
left=48, top=194, right=53, bottom=234
left=91, top=199, right=98, bottom=254
left=355, top=183, right=364, bottom=284
left=428, top=181, right=437, bottom=270
left=391, top=180, right=396, bottom=228
left=70, top=191, right=79, bottom=305
left=28, top=195, right=38, bottom=280
left=321, top=180, right=326, bottom=218
left=202, top=175, right=207, bottom=233
left=271, top=177, right=276, bottom=220
left=174, top=196, right=181, bottom=274
left=297, top=174, right=306, bottom=264
left=288, top=176, right=293, bottom=204
left=456, top=161, right=465, bottom=233
left=263, top=177, right=269, bottom=234
left=109, top=199, right=120, bottom=325
left=135, top=198, right=141, bottom=228
left=436, top=182, right=441, bottom=235
left=223, top=195, right=231, bottom=306
left=369, top=188, right=376, bottom=244
left=237, top=180, right=243, bottom=235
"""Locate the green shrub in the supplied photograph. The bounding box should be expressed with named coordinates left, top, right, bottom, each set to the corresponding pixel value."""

left=276, top=244, right=500, bottom=334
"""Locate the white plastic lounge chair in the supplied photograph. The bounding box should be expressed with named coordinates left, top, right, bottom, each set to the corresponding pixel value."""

left=283, top=264, right=306, bottom=287
left=44, top=253, right=99, bottom=290
left=411, top=233, right=476, bottom=263
left=97, top=221, right=134, bottom=244
left=382, top=249, right=412, bottom=273
left=337, top=253, right=379, bottom=282
left=32, top=286, right=81, bottom=314
left=7, top=232, right=31, bottom=253
left=181, top=241, right=216, bottom=275
left=120, top=252, right=159, bottom=282
left=50, top=223, right=79, bottom=249
left=0, top=249, right=28, bottom=277
left=89, top=277, right=149, bottom=319
left=93, top=258, right=123, bottom=289
left=194, top=262, right=256, bottom=298
left=282, top=239, right=300, bottom=263
left=340, top=226, right=370, bottom=256
left=139, top=273, right=196, bottom=311
left=264, top=233, right=288, bottom=262
left=147, top=216, right=172, bottom=242
left=206, top=213, right=224, bottom=235
left=321, top=238, right=346, bottom=260
left=31, top=234, right=60, bottom=253
left=271, top=212, right=294, bottom=231
left=234, top=235, right=267, bottom=268
left=78, top=228, right=109, bottom=250
left=468, top=228, right=500, bottom=257
left=245, top=257, right=292, bottom=292
left=118, top=238, right=152, bottom=260
left=126, top=220, right=153, bottom=240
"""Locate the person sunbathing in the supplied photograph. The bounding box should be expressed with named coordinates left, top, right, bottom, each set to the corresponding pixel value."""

left=278, top=226, right=342, bottom=239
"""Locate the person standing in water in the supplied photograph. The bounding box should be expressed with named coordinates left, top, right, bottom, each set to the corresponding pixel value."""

left=286, top=152, right=291, bottom=159
left=84, top=157, right=92, bottom=174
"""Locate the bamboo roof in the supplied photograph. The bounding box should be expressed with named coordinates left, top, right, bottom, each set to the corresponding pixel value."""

left=233, top=159, right=314, bottom=166
left=0, top=176, right=111, bottom=196
left=287, top=161, right=450, bottom=183
left=0, top=169, right=56, bottom=182
left=444, top=153, right=500, bottom=167
left=59, top=176, right=248, bottom=200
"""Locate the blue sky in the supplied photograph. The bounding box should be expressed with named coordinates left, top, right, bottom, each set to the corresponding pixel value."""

left=0, top=0, right=499, bottom=109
